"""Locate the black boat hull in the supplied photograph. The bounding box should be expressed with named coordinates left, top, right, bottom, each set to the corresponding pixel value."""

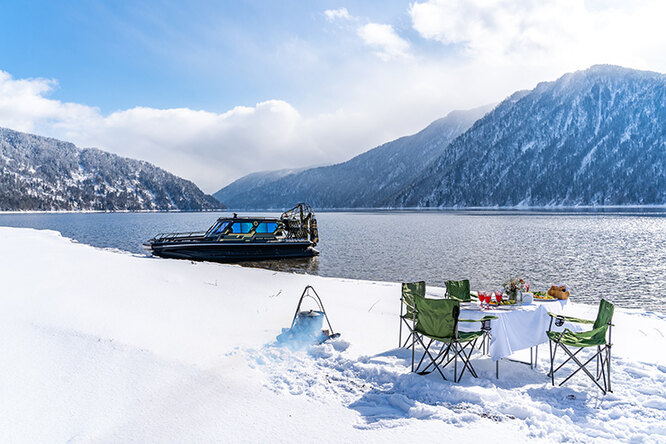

left=143, top=240, right=319, bottom=262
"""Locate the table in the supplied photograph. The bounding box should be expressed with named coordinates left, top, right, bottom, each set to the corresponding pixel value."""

left=456, top=299, right=581, bottom=362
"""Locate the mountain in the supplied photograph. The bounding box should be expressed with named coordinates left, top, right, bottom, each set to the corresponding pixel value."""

left=213, top=105, right=493, bottom=209
left=392, top=65, right=666, bottom=207
left=0, top=128, right=222, bottom=211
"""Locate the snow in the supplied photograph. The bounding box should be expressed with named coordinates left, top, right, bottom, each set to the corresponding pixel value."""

left=1, top=227, right=665, bottom=443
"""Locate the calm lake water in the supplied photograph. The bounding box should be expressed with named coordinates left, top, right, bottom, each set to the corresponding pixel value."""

left=1, top=209, right=665, bottom=312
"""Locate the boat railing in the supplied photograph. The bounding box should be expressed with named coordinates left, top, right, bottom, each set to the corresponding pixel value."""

left=153, top=231, right=206, bottom=242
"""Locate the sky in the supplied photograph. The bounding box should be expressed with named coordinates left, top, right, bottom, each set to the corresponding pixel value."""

left=1, top=0, right=665, bottom=192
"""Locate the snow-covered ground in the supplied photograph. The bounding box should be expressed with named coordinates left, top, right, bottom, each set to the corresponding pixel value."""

left=1, top=227, right=665, bottom=443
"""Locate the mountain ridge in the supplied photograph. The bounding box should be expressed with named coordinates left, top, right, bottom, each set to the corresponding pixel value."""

left=0, top=127, right=223, bottom=211
left=213, top=104, right=494, bottom=209
left=391, top=65, right=666, bottom=207
left=216, top=64, right=665, bottom=210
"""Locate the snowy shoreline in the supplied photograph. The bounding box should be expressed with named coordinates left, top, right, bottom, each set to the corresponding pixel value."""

left=1, top=227, right=665, bottom=442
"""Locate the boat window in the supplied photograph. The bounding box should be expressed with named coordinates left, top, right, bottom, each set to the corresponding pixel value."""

left=255, top=222, right=277, bottom=234
left=229, top=222, right=254, bottom=234
left=213, top=221, right=230, bottom=234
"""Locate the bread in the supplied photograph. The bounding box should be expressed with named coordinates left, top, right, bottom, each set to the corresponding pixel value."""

left=548, top=285, right=570, bottom=300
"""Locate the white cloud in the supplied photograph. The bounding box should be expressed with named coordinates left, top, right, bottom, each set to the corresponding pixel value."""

left=0, top=70, right=426, bottom=193
left=0, top=71, right=327, bottom=192
left=357, top=23, right=410, bottom=61
left=324, top=7, right=351, bottom=22
left=409, top=0, right=666, bottom=69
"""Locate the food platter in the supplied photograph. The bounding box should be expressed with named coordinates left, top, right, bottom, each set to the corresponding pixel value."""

left=533, top=291, right=559, bottom=302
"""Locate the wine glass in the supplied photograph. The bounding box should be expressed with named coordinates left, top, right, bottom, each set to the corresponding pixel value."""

left=484, top=292, right=492, bottom=308
left=495, top=289, right=503, bottom=305
left=525, top=283, right=530, bottom=292
left=478, top=291, right=485, bottom=305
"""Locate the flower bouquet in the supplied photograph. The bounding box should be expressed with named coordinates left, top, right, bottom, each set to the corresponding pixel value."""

left=503, top=277, right=527, bottom=304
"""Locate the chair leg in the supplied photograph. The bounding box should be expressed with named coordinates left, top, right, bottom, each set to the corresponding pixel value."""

left=400, top=318, right=415, bottom=348
left=415, top=338, right=434, bottom=372
left=549, top=340, right=556, bottom=386
left=550, top=345, right=585, bottom=378
left=414, top=336, right=448, bottom=380
left=420, top=342, right=451, bottom=374
left=411, top=332, right=415, bottom=372
left=455, top=340, right=479, bottom=381
left=606, top=345, right=613, bottom=393
left=401, top=331, right=414, bottom=349
left=558, top=345, right=607, bottom=394
left=398, top=315, right=402, bottom=348
left=597, top=348, right=607, bottom=391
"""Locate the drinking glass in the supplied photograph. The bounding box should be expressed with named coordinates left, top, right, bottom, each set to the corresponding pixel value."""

left=484, top=293, right=492, bottom=308
left=495, top=290, right=503, bottom=304
left=478, top=291, right=484, bottom=304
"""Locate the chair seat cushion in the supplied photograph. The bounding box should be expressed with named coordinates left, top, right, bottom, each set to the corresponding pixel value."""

left=547, top=326, right=608, bottom=348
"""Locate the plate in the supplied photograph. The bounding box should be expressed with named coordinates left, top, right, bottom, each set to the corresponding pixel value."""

left=489, top=301, right=517, bottom=307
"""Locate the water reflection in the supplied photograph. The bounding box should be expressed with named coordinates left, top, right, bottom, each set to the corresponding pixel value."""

left=239, top=255, right=320, bottom=274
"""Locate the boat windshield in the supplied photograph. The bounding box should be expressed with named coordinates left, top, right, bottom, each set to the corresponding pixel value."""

left=207, top=220, right=230, bottom=236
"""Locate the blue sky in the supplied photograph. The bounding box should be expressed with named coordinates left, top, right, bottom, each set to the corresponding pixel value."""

left=1, top=0, right=412, bottom=113
left=1, top=0, right=665, bottom=191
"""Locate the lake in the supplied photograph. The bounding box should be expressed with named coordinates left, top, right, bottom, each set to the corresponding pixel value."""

left=1, top=209, right=665, bottom=312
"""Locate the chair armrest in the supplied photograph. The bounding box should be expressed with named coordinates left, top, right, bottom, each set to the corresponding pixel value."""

left=547, top=312, right=594, bottom=324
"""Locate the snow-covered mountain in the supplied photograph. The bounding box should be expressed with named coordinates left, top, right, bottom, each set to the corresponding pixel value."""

left=213, top=105, right=493, bottom=209
left=393, top=65, right=666, bottom=207
left=0, top=128, right=222, bottom=211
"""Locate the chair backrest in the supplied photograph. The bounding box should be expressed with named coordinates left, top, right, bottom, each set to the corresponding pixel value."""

left=402, top=281, right=426, bottom=308
left=446, top=279, right=471, bottom=302
left=593, top=298, right=614, bottom=330
left=414, top=297, right=460, bottom=340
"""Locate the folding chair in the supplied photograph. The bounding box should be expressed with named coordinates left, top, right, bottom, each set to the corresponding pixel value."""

left=547, top=299, right=614, bottom=394
left=411, top=297, right=489, bottom=382
left=445, top=279, right=471, bottom=302
left=398, top=281, right=425, bottom=349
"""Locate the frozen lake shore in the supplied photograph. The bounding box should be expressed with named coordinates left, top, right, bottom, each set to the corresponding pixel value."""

left=1, top=227, right=665, bottom=443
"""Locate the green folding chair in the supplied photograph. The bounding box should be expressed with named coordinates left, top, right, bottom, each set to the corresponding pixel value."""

left=399, top=281, right=425, bottom=349
left=547, top=299, right=615, bottom=394
left=411, top=297, right=493, bottom=382
left=445, top=279, right=471, bottom=302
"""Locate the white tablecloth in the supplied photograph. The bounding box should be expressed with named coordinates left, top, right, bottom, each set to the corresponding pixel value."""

left=458, top=299, right=581, bottom=361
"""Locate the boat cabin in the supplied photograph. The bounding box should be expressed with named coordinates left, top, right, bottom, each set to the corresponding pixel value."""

left=204, top=217, right=284, bottom=241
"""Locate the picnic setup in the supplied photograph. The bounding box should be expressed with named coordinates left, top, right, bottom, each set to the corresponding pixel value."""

left=399, top=278, right=615, bottom=394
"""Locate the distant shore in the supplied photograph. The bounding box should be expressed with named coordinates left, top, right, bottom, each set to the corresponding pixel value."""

left=2, top=204, right=666, bottom=214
